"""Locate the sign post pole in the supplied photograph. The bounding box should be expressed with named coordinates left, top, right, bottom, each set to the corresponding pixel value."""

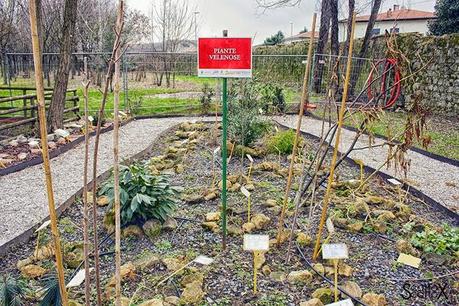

left=221, top=75, right=228, bottom=250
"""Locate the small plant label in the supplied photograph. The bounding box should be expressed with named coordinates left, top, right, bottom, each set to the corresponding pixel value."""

left=246, top=154, right=253, bottom=163
left=243, top=234, right=269, bottom=251
left=67, top=268, right=93, bottom=288
left=213, top=146, right=220, bottom=155
left=397, top=253, right=421, bottom=268
left=35, top=220, right=51, bottom=232
left=325, top=299, right=354, bottom=306
left=322, top=243, right=349, bottom=259
left=388, top=178, right=402, bottom=186
left=194, top=255, right=214, bottom=265
left=241, top=186, right=250, bottom=198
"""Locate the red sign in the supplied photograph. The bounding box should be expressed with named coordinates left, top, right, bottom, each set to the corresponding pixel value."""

left=198, top=38, right=252, bottom=78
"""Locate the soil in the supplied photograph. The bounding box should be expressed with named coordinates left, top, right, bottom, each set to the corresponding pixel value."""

left=0, top=121, right=457, bottom=306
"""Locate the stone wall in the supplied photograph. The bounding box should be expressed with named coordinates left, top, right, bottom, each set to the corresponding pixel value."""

left=369, top=33, right=459, bottom=116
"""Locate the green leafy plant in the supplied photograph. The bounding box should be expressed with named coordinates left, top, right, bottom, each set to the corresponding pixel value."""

left=99, top=163, right=181, bottom=225
left=39, top=274, right=60, bottom=306
left=200, top=83, right=215, bottom=114
left=1, top=274, right=26, bottom=306
left=259, top=83, right=286, bottom=114
left=411, top=224, right=459, bottom=256
left=228, top=80, right=270, bottom=146
left=267, top=129, right=296, bottom=154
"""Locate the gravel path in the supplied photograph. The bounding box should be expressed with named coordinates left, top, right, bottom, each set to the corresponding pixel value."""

left=0, top=117, right=208, bottom=248
left=274, top=115, right=459, bottom=210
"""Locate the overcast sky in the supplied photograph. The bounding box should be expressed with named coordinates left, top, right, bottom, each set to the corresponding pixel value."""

left=126, top=0, right=436, bottom=44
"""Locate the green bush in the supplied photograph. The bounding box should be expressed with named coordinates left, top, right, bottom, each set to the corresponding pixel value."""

left=200, top=83, right=214, bottom=114
left=267, top=129, right=296, bottom=154
left=99, top=163, right=181, bottom=225
left=259, top=83, right=286, bottom=114
left=228, top=80, right=270, bottom=146
left=411, top=224, right=458, bottom=256
left=1, top=274, right=26, bottom=306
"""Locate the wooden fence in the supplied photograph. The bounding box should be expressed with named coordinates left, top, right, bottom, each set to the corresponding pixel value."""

left=0, top=86, right=79, bottom=134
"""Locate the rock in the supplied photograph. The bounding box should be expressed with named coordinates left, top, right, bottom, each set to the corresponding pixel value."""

left=48, top=141, right=57, bottom=149
left=376, top=211, right=396, bottom=222
left=339, top=263, right=353, bottom=277
left=202, top=221, right=219, bottom=233
left=242, top=222, right=256, bottom=233
left=17, top=152, right=28, bottom=160
left=313, top=263, right=325, bottom=275
left=365, top=195, right=385, bottom=205
left=296, top=232, right=312, bottom=246
left=162, top=217, right=178, bottom=231
left=264, top=199, right=278, bottom=207
left=68, top=300, right=83, bottom=306
left=180, top=280, right=205, bottom=304
left=262, top=265, right=271, bottom=276
left=395, top=239, right=420, bottom=257
left=354, top=199, right=370, bottom=215
left=244, top=183, right=255, bottom=191
left=20, top=264, right=46, bottom=278
left=205, top=212, right=220, bottom=222
left=204, top=192, right=218, bottom=201
left=270, top=271, right=287, bottom=282
left=341, top=281, right=362, bottom=298
left=96, top=196, right=110, bottom=207
left=0, top=158, right=14, bottom=167
left=65, top=250, right=84, bottom=269
left=17, top=135, right=28, bottom=144
left=372, top=221, right=387, bottom=233
left=227, top=224, right=242, bottom=236
left=120, top=297, right=130, bottom=306
left=47, top=134, right=55, bottom=142
left=28, top=140, right=39, bottom=148
left=300, top=298, right=324, bottom=306
left=312, top=287, right=333, bottom=304
left=162, top=257, right=185, bottom=272
left=218, top=179, right=232, bottom=190
left=228, top=182, right=241, bottom=192
left=347, top=221, right=364, bottom=232
left=268, top=206, right=282, bottom=215
left=361, top=293, right=387, bottom=306
left=138, top=298, right=163, bottom=306
left=175, top=164, right=184, bottom=174
left=287, top=270, right=313, bottom=284
left=106, top=262, right=135, bottom=287
left=333, top=217, right=348, bottom=229
left=251, top=213, right=270, bottom=229
left=16, top=258, right=33, bottom=270
left=9, top=140, right=19, bottom=147
left=122, top=225, right=143, bottom=238
left=30, top=148, right=41, bottom=155
left=143, top=220, right=162, bottom=239
left=134, top=253, right=160, bottom=270
left=55, top=128, right=70, bottom=138
left=183, top=193, right=204, bottom=204
left=181, top=272, right=204, bottom=287
left=164, top=296, right=180, bottom=305
left=57, top=137, right=67, bottom=145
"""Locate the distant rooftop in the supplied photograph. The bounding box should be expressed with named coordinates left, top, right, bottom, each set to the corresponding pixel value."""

left=339, top=5, right=436, bottom=23
left=283, top=31, right=320, bottom=42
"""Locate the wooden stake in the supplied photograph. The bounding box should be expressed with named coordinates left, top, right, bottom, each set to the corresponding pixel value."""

left=113, top=2, right=124, bottom=306
left=28, top=1, right=68, bottom=304
left=312, top=13, right=357, bottom=260
left=333, top=259, right=339, bottom=302
left=276, top=13, right=317, bottom=244
left=82, top=57, right=91, bottom=306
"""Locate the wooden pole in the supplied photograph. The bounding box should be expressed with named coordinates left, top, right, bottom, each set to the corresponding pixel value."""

left=82, top=57, right=91, bottom=306
left=276, top=13, right=317, bottom=244
left=28, top=1, right=68, bottom=305
left=312, top=13, right=357, bottom=260
left=113, top=1, right=124, bottom=306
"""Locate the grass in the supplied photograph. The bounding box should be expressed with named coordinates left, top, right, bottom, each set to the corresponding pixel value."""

left=311, top=104, right=459, bottom=160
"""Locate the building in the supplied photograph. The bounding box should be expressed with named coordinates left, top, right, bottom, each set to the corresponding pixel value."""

left=282, top=31, right=320, bottom=44
left=338, top=5, right=436, bottom=41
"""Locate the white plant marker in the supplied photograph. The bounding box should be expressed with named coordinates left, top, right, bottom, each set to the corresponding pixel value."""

left=322, top=243, right=349, bottom=302
left=157, top=254, right=214, bottom=287
left=325, top=298, right=354, bottom=306
left=397, top=253, right=421, bottom=269
left=67, top=268, right=94, bottom=288
left=35, top=220, right=51, bottom=233
left=387, top=178, right=402, bottom=186
left=34, top=220, right=51, bottom=258
left=243, top=234, right=269, bottom=294
left=241, top=186, right=251, bottom=222
left=246, top=153, right=254, bottom=179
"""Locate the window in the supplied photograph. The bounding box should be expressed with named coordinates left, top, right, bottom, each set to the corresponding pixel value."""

left=371, top=28, right=381, bottom=36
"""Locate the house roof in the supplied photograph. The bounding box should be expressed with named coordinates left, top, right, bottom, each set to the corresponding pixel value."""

left=339, top=8, right=436, bottom=23
left=284, top=31, right=320, bottom=41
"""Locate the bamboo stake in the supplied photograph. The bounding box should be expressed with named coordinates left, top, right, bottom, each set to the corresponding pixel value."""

left=91, top=7, right=125, bottom=304
left=276, top=13, right=317, bottom=245
left=113, top=1, right=124, bottom=305
left=28, top=1, right=68, bottom=305
left=82, top=57, right=91, bottom=306
left=312, top=13, right=357, bottom=260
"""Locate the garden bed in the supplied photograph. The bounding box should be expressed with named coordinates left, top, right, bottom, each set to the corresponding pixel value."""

left=0, top=121, right=457, bottom=305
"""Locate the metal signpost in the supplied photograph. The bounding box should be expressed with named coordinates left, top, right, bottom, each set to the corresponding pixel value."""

left=198, top=32, right=252, bottom=250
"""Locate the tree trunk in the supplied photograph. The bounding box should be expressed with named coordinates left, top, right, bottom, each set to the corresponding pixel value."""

left=342, top=0, right=355, bottom=56
left=313, top=0, right=332, bottom=93
left=329, top=0, right=340, bottom=100
left=47, top=0, right=78, bottom=132
left=349, top=0, right=382, bottom=95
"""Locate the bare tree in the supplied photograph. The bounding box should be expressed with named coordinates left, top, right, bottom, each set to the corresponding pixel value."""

left=47, top=0, right=78, bottom=131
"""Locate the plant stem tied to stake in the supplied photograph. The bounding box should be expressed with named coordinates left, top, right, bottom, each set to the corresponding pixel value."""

left=312, top=13, right=357, bottom=260
left=276, top=13, right=317, bottom=245
left=28, top=0, right=68, bottom=304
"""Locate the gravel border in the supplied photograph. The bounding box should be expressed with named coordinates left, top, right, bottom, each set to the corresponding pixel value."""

left=274, top=115, right=459, bottom=211
left=0, top=117, right=212, bottom=249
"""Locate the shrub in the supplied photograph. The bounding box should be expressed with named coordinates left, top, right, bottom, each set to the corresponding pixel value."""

left=99, top=163, right=181, bottom=225
left=267, top=129, right=296, bottom=154
left=1, top=274, right=26, bottom=306
left=411, top=224, right=458, bottom=256
left=200, top=83, right=215, bottom=114
left=259, top=83, right=286, bottom=114
left=228, top=80, right=270, bottom=146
